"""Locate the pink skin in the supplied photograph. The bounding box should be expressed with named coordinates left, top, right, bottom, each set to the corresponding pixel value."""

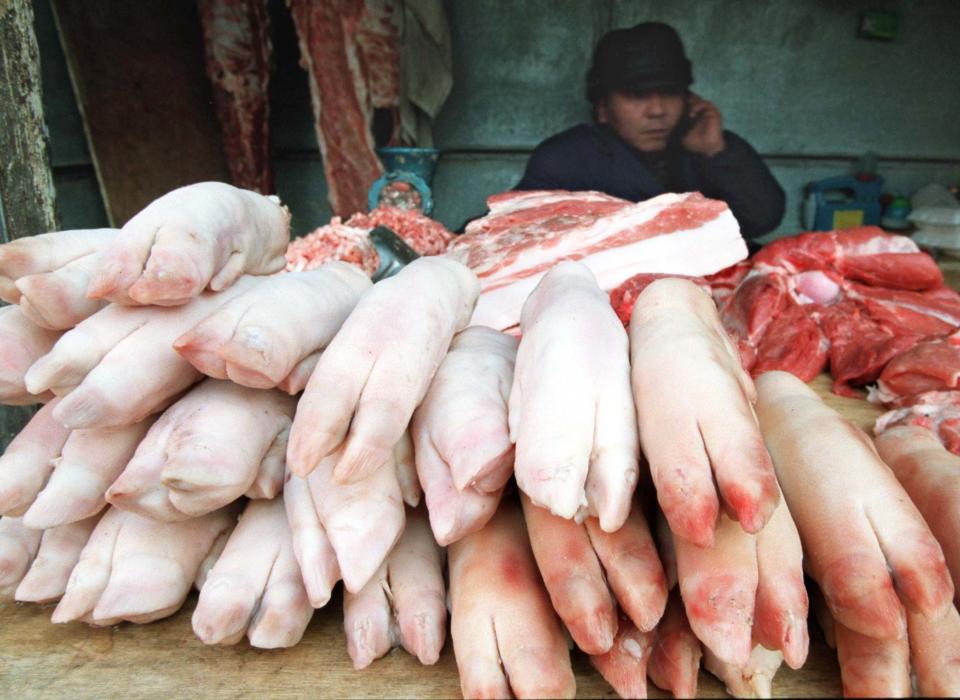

left=0, top=305, right=61, bottom=405
left=283, top=467, right=341, bottom=608
left=343, top=506, right=446, bottom=669
left=244, top=425, right=289, bottom=500
left=17, top=251, right=108, bottom=330
left=521, top=493, right=617, bottom=654
left=23, top=419, right=154, bottom=529
left=753, top=498, right=809, bottom=670
left=907, top=604, right=960, bottom=697
left=585, top=511, right=668, bottom=634
left=590, top=612, right=656, bottom=699
left=51, top=505, right=236, bottom=626
left=106, top=379, right=294, bottom=521
left=25, top=276, right=258, bottom=429
left=509, top=262, right=639, bottom=532
left=0, top=398, right=70, bottom=516
left=413, top=426, right=503, bottom=547
left=174, top=262, right=370, bottom=388
left=393, top=430, right=421, bottom=508
left=0, top=228, right=117, bottom=303
left=193, top=498, right=313, bottom=649
left=647, top=589, right=702, bottom=699
left=756, top=371, right=953, bottom=639
left=703, top=644, right=784, bottom=699
left=293, top=445, right=405, bottom=594
left=511, top=262, right=639, bottom=530
left=597, top=90, right=686, bottom=153
left=673, top=513, right=757, bottom=668
left=411, top=326, right=516, bottom=545
left=286, top=257, right=479, bottom=483
left=521, top=493, right=667, bottom=655
left=834, top=619, right=911, bottom=698
left=15, top=514, right=101, bottom=603
left=87, top=182, right=290, bottom=306
left=276, top=351, right=318, bottom=395
left=874, top=425, right=960, bottom=606
left=448, top=499, right=576, bottom=699
left=417, top=326, right=517, bottom=494
left=630, top=279, right=780, bottom=548
left=0, top=516, right=42, bottom=600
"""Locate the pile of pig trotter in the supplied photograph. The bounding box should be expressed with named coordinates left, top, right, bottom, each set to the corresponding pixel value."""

left=2, top=182, right=959, bottom=699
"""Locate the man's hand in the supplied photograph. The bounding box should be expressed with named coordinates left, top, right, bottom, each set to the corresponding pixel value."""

left=681, top=93, right=726, bottom=157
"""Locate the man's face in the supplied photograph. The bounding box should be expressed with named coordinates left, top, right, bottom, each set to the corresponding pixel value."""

left=597, top=89, right=686, bottom=153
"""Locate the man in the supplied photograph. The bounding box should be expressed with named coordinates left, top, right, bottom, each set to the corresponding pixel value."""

left=515, top=22, right=785, bottom=242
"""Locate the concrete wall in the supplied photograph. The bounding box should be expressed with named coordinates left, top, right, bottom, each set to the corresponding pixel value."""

left=29, top=0, right=960, bottom=238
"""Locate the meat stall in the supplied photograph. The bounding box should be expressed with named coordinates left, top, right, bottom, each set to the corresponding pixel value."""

left=3, top=1, right=960, bottom=698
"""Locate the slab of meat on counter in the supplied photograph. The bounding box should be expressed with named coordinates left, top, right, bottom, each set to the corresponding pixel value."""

left=447, top=190, right=748, bottom=331
left=198, top=0, right=273, bottom=194
left=716, top=226, right=960, bottom=401
left=870, top=332, right=960, bottom=405
left=753, top=225, right=943, bottom=290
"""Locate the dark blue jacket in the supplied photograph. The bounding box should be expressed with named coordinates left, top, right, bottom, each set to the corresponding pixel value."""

left=515, top=123, right=785, bottom=241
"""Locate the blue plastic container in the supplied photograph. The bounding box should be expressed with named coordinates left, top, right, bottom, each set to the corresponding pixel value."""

left=805, top=175, right=884, bottom=231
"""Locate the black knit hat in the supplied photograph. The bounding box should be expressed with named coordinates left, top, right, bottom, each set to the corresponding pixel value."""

left=586, top=22, right=693, bottom=104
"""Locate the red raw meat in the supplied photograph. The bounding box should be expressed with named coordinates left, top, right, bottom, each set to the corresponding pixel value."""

left=353, top=0, right=400, bottom=121
left=704, top=261, right=751, bottom=305
left=846, top=283, right=960, bottom=336
left=717, top=270, right=828, bottom=381
left=198, top=0, right=274, bottom=194
left=754, top=227, right=942, bottom=291
left=718, top=272, right=790, bottom=370
left=816, top=299, right=922, bottom=397
left=722, top=228, right=959, bottom=395
left=873, top=335, right=960, bottom=403
left=874, top=391, right=960, bottom=456
left=347, top=206, right=453, bottom=256
left=284, top=219, right=379, bottom=276
left=289, top=0, right=397, bottom=217
left=752, top=301, right=828, bottom=381
left=608, top=272, right=708, bottom=326
left=447, top=190, right=748, bottom=330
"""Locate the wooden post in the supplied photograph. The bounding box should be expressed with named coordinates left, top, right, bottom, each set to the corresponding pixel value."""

left=0, top=0, right=58, bottom=243
left=0, top=0, right=55, bottom=446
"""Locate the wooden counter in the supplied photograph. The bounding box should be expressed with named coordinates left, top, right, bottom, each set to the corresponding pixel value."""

left=0, top=376, right=884, bottom=699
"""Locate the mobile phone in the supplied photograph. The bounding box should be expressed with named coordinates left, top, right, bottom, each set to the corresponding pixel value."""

left=676, top=98, right=702, bottom=138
